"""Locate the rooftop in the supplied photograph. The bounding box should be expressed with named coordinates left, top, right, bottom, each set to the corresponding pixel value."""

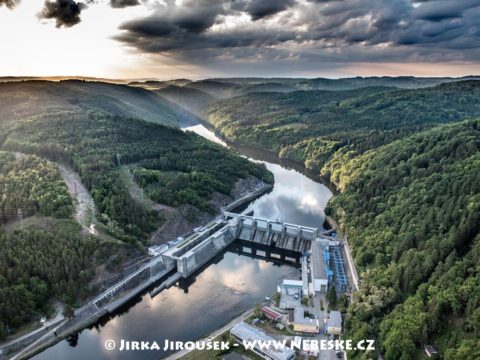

left=223, top=352, right=248, bottom=360
left=261, top=306, right=282, bottom=321
left=327, top=311, right=342, bottom=328
left=231, top=322, right=295, bottom=360
left=293, top=307, right=319, bottom=327
left=282, top=279, right=303, bottom=288
left=311, top=241, right=328, bottom=281
left=424, top=345, right=439, bottom=356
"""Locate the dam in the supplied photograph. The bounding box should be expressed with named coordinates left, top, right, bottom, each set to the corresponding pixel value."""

left=25, top=124, right=339, bottom=360
left=159, top=210, right=326, bottom=280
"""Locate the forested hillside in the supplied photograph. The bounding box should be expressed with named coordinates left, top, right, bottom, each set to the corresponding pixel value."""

left=326, top=120, right=480, bottom=359
left=0, top=154, right=72, bottom=220
left=200, top=80, right=480, bottom=358
left=204, top=81, right=480, bottom=171
left=0, top=153, right=115, bottom=339
left=0, top=111, right=272, bottom=242
left=0, top=81, right=273, bottom=338
left=0, top=80, right=180, bottom=127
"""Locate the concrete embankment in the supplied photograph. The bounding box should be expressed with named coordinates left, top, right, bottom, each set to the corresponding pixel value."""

left=224, top=184, right=273, bottom=212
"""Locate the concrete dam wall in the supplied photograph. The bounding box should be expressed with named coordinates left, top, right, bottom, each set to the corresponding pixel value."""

left=228, top=213, right=317, bottom=253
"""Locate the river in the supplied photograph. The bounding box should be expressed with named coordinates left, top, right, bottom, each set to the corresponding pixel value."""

left=33, top=124, right=332, bottom=360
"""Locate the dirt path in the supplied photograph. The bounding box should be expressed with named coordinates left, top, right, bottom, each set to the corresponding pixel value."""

left=59, top=165, right=97, bottom=235
left=11, top=151, right=97, bottom=235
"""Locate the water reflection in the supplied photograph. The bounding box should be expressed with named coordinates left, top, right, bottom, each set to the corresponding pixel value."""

left=34, top=251, right=298, bottom=360
left=184, top=124, right=227, bottom=146
left=34, top=124, right=332, bottom=360
left=184, top=125, right=333, bottom=228
left=245, top=162, right=331, bottom=228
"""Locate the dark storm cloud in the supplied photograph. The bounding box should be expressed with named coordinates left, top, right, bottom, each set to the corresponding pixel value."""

left=0, top=0, right=470, bottom=69
left=39, top=0, right=87, bottom=28
left=110, top=0, right=140, bottom=8
left=113, top=0, right=480, bottom=70
left=412, top=0, right=478, bottom=21
left=244, top=0, right=295, bottom=20
left=118, top=0, right=228, bottom=46
left=116, top=26, right=297, bottom=52
left=0, top=0, right=20, bottom=8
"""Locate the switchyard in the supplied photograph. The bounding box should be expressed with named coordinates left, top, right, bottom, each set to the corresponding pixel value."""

left=331, top=245, right=348, bottom=292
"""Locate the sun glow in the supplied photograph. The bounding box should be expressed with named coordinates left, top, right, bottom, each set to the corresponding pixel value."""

left=0, top=0, right=148, bottom=78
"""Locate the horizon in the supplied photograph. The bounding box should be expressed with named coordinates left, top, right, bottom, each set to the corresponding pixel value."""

left=1, top=74, right=480, bottom=84
left=1, top=0, right=479, bottom=79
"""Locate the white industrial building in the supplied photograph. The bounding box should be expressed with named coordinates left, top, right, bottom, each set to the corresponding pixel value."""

left=278, top=280, right=302, bottom=309
left=231, top=322, right=295, bottom=360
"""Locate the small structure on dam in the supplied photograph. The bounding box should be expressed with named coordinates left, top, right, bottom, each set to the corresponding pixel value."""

left=162, top=217, right=241, bottom=278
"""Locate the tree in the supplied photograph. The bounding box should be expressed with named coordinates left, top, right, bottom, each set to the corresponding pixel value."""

left=327, top=284, right=337, bottom=308
left=63, top=305, right=75, bottom=319
left=0, top=321, right=5, bottom=341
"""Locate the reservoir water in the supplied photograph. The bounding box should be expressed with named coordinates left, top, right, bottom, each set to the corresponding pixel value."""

left=34, top=124, right=332, bottom=360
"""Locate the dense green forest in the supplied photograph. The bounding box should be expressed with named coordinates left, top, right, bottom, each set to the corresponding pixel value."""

left=0, top=80, right=272, bottom=338
left=0, top=154, right=114, bottom=339
left=0, top=154, right=72, bottom=220
left=201, top=80, right=480, bottom=358
left=325, top=120, right=480, bottom=359
left=204, top=81, right=480, bottom=171
left=0, top=111, right=271, bottom=242
left=133, top=140, right=268, bottom=213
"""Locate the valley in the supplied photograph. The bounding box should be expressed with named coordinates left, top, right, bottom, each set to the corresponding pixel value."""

left=0, top=76, right=479, bottom=360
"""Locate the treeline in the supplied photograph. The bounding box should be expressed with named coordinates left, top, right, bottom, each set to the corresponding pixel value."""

left=0, top=153, right=73, bottom=221
left=1, top=112, right=271, bottom=242
left=0, top=154, right=101, bottom=339
left=204, top=81, right=480, bottom=171
left=325, top=120, right=480, bottom=359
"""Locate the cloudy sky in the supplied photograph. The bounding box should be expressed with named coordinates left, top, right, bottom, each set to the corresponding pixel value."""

left=0, top=0, right=479, bottom=79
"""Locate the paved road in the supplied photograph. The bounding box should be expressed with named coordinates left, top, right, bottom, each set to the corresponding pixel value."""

left=10, top=320, right=67, bottom=360
left=0, top=307, right=64, bottom=353
left=163, top=308, right=255, bottom=360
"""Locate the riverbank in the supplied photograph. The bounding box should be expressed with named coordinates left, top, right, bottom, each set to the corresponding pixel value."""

left=23, top=124, right=332, bottom=360
left=190, top=119, right=339, bottom=195
left=1, top=184, right=273, bottom=360
left=163, top=308, right=256, bottom=360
